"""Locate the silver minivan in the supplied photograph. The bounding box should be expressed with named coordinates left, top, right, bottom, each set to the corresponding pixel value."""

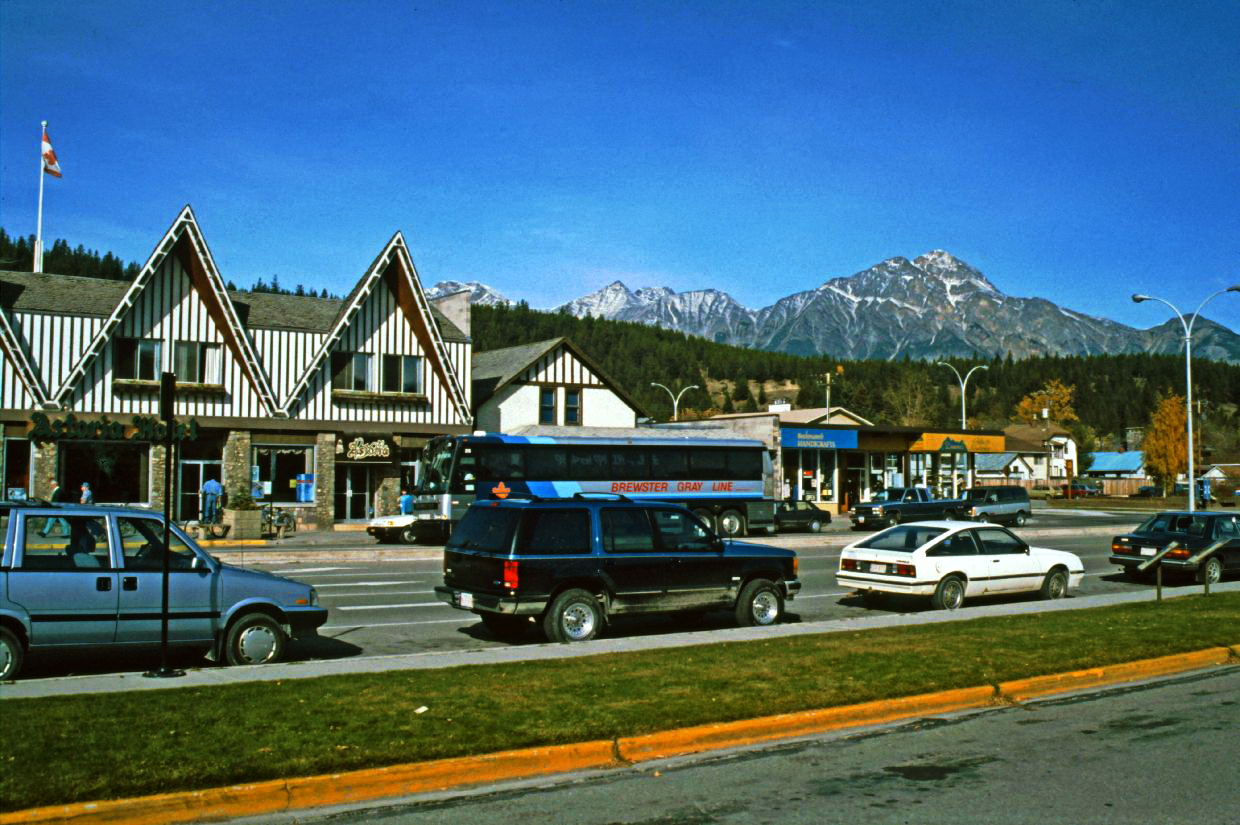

left=962, top=486, right=1032, bottom=527
left=0, top=505, right=326, bottom=681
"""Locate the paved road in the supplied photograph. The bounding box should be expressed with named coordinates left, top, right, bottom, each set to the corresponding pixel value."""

left=253, top=666, right=1240, bottom=825
left=10, top=510, right=1212, bottom=681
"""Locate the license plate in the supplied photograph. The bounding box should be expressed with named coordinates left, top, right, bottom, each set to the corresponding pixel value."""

left=1139, top=548, right=1156, bottom=557
left=857, top=516, right=866, bottom=523
left=455, top=592, right=474, bottom=608
left=865, top=562, right=889, bottom=574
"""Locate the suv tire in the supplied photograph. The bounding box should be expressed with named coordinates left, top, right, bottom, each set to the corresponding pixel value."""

left=0, top=627, right=22, bottom=681
left=543, top=589, right=602, bottom=643
left=735, top=578, right=782, bottom=627
left=1014, top=511, right=1028, bottom=527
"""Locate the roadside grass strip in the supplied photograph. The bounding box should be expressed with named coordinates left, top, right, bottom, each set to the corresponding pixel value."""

left=2, top=592, right=1238, bottom=813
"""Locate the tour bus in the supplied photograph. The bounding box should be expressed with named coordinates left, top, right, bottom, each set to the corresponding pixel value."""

left=410, top=432, right=776, bottom=540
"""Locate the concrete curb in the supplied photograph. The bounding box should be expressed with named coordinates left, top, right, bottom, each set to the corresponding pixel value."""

left=4, top=645, right=1235, bottom=825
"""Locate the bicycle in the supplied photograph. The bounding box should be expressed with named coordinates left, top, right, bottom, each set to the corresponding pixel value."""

left=261, top=502, right=297, bottom=538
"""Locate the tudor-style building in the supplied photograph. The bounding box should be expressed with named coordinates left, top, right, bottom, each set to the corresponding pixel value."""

left=0, top=206, right=472, bottom=528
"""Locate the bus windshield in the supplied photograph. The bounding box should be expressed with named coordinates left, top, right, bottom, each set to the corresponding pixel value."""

left=416, top=438, right=457, bottom=494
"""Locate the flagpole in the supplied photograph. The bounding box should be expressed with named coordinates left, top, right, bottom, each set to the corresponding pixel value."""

left=35, top=121, right=47, bottom=273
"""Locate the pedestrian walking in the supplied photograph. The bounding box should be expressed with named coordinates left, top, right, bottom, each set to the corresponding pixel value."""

left=37, top=479, right=72, bottom=537
left=79, top=482, right=94, bottom=505
left=201, top=477, right=223, bottom=523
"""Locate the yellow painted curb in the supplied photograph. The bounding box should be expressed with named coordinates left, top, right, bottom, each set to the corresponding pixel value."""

left=0, top=741, right=618, bottom=825
left=617, top=685, right=997, bottom=763
left=999, top=647, right=1235, bottom=702
left=3, top=646, right=1236, bottom=825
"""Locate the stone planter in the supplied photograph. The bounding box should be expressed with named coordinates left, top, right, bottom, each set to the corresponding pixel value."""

left=223, top=508, right=263, bottom=540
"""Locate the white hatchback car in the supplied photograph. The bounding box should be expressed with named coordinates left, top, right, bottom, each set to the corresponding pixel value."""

left=836, top=521, right=1084, bottom=610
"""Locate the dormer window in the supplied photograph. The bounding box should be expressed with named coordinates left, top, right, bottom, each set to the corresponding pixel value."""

left=114, top=338, right=161, bottom=381
left=331, top=352, right=372, bottom=391
left=382, top=355, right=422, bottom=395
left=174, top=341, right=221, bottom=384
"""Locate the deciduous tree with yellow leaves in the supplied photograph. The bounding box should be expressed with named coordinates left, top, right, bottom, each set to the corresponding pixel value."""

left=1013, top=379, right=1080, bottom=425
left=1143, top=393, right=1196, bottom=492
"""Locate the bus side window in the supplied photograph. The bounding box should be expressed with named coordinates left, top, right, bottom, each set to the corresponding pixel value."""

left=651, top=449, right=688, bottom=480
left=478, top=448, right=524, bottom=480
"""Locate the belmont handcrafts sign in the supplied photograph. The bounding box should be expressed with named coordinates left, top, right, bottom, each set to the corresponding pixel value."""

left=29, top=412, right=200, bottom=443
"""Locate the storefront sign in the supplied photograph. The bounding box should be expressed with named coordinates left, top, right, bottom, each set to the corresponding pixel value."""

left=908, top=432, right=1005, bottom=453
left=343, top=436, right=392, bottom=461
left=780, top=428, right=859, bottom=450
left=29, top=412, right=199, bottom=443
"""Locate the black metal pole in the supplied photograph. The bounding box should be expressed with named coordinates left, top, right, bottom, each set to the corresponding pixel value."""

left=145, top=372, right=184, bottom=678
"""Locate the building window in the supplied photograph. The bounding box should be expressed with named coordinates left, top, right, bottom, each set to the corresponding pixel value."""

left=381, top=355, right=422, bottom=394
left=59, top=441, right=150, bottom=504
left=539, top=387, right=556, bottom=424
left=331, top=352, right=372, bottom=391
left=174, top=341, right=221, bottom=384
left=253, top=445, right=314, bottom=504
left=114, top=338, right=162, bottom=381
left=564, top=388, right=581, bottom=426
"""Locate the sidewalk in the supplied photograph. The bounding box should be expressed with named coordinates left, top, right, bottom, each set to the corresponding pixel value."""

left=4, top=581, right=1236, bottom=701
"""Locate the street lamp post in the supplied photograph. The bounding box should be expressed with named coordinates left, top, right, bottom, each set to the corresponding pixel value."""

left=650, top=382, right=699, bottom=422
left=937, top=362, right=988, bottom=494
left=1132, top=285, right=1240, bottom=512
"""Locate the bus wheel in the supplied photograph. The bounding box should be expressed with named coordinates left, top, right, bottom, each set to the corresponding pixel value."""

left=718, top=510, right=747, bottom=537
left=692, top=509, right=716, bottom=533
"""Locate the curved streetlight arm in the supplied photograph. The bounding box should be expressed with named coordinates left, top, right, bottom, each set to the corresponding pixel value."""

left=936, top=362, right=988, bottom=429
left=650, top=382, right=699, bottom=422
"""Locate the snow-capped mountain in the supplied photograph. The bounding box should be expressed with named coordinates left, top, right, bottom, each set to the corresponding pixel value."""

left=552, top=251, right=1240, bottom=362
left=425, top=280, right=511, bottom=307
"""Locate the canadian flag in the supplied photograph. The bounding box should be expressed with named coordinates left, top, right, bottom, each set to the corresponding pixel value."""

left=42, top=125, right=61, bottom=177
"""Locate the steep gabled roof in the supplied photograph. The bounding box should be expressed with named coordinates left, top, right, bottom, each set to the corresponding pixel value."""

left=50, top=206, right=282, bottom=415
left=279, top=232, right=470, bottom=422
left=471, top=336, right=647, bottom=417
left=0, top=302, right=51, bottom=407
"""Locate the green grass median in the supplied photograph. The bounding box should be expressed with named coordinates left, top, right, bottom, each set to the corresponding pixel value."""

left=3, top=592, right=1238, bottom=812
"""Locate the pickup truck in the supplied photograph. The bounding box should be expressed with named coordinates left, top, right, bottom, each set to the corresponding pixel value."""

left=849, top=487, right=965, bottom=530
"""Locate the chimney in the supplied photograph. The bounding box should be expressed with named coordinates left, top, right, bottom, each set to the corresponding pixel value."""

left=430, top=291, right=471, bottom=337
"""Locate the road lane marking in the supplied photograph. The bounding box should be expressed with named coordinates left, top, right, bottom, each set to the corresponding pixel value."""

left=269, top=566, right=354, bottom=574
left=335, top=603, right=447, bottom=611
left=314, top=581, right=424, bottom=587
left=322, top=590, right=436, bottom=598
left=322, top=619, right=468, bottom=630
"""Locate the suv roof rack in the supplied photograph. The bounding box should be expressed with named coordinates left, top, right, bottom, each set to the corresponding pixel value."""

left=571, top=492, right=632, bottom=502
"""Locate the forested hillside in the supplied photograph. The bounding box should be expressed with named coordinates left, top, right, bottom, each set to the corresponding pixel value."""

left=472, top=302, right=1240, bottom=454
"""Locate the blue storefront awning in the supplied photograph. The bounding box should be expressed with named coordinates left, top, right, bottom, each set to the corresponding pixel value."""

left=780, top=428, right=859, bottom=450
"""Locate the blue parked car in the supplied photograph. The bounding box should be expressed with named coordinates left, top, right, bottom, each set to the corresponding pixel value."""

left=0, top=505, right=327, bottom=681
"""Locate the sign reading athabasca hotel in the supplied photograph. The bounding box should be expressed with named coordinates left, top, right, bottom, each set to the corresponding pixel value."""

left=0, top=206, right=472, bottom=528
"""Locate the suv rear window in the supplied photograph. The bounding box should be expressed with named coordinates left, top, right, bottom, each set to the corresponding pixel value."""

left=514, top=509, right=591, bottom=555
left=449, top=507, right=520, bottom=552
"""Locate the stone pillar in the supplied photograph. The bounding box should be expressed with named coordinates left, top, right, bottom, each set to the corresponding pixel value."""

left=223, top=430, right=252, bottom=503
left=149, top=442, right=167, bottom=507
left=315, top=433, right=336, bottom=529
left=375, top=470, right=400, bottom=516
left=32, top=441, right=59, bottom=500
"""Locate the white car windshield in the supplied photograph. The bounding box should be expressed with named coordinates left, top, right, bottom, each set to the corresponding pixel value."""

left=854, top=525, right=948, bottom=553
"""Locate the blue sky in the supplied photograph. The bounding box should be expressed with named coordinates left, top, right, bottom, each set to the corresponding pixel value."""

left=1, top=0, right=1237, bottom=330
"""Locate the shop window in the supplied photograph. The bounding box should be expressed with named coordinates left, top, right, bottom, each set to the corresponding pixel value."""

left=331, top=352, right=372, bottom=392
left=539, top=388, right=556, bottom=424
left=381, top=355, right=422, bottom=394
left=114, top=338, right=162, bottom=381
left=564, top=388, right=582, bottom=425
left=59, top=441, right=150, bottom=504
left=253, top=445, right=314, bottom=503
left=3, top=438, right=31, bottom=499
left=174, top=341, right=221, bottom=384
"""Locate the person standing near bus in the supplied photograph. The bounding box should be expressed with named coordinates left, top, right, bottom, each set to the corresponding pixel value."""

left=399, top=488, right=414, bottom=515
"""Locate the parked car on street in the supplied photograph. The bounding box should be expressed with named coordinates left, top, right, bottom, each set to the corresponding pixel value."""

left=1130, top=486, right=1162, bottom=498
left=836, top=521, right=1084, bottom=611
left=1109, top=511, right=1240, bottom=584
left=960, top=486, right=1031, bottom=527
left=434, top=496, right=800, bottom=642
left=0, top=505, right=327, bottom=681
left=848, top=487, right=965, bottom=529
left=1060, top=481, right=1103, bottom=497
left=775, top=500, right=831, bottom=533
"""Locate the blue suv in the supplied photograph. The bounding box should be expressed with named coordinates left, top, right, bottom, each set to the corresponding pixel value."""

left=434, top=495, right=801, bottom=643
left=0, top=505, right=327, bottom=681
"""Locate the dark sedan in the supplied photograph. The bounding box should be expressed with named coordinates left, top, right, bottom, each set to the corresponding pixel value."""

left=1109, top=511, right=1240, bottom=584
left=775, top=500, right=831, bottom=533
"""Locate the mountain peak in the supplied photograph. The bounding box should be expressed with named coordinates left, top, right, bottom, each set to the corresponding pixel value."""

left=913, top=250, right=998, bottom=293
